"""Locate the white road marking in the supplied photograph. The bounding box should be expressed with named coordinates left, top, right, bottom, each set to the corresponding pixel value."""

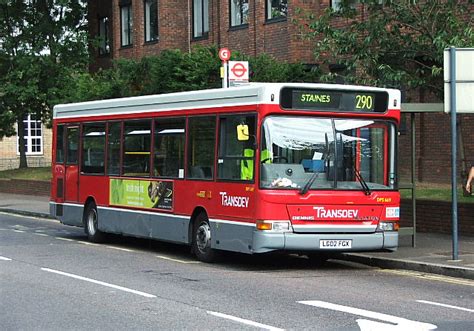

left=77, top=240, right=100, bottom=246
left=299, top=300, right=437, bottom=331
left=0, top=256, right=12, bottom=261
left=34, top=233, right=49, bottom=237
left=41, top=268, right=156, bottom=298
left=55, top=237, right=75, bottom=242
left=156, top=255, right=201, bottom=264
left=12, top=230, right=25, bottom=233
left=207, top=311, right=284, bottom=331
left=105, top=246, right=135, bottom=252
left=417, top=300, right=474, bottom=313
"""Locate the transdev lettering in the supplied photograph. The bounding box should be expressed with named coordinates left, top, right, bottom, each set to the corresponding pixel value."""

left=219, top=192, right=249, bottom=208
left=313, top=207, right=359, bottom=218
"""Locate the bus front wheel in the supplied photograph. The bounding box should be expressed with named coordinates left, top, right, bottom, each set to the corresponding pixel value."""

left=84, top=202, right=105, bottom=243
left=192, top=213, right=219, bottom=263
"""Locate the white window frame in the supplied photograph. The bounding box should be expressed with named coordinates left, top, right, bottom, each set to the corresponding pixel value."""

left=120, top=3, right=133, bottom=46
left=230, top=0, right=249, bottom=27
left=144, top=0, right=158, bottom=42
left=193, top=0, right=209, bottom=38
left=17, top=115, right=43, bottom=156
left=266, top=0, right=287, bottom=21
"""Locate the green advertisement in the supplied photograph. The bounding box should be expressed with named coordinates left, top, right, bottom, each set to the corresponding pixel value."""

left=110, top=178, right=173, bottom=210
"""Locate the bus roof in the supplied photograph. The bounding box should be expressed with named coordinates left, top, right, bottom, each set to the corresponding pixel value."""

left=53, top=83, right=400, bottom=120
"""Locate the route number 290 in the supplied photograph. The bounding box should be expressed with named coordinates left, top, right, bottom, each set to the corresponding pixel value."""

left=355, top=94, right=374, bottom=110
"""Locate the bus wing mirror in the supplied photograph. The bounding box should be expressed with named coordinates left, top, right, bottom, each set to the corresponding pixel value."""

left=237, top=124, right=249, bottom=141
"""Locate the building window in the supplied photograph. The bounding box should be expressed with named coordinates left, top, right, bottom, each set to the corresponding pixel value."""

left=331, top=0, right=382, bottom=10
left=266, top=0, right=287, bottom=21
left=144, top=0, right=158, bottom=42
left=120, top=2, right=133, bottom=47
left=331, top=0, right=357, bottom=11
left=17, top=115, right=43, bottom=155
left=193, top=0, right=209, bottom=38
left=230, top=0, right=249, bottom=27
left=98, top=16, right=110, bottom=55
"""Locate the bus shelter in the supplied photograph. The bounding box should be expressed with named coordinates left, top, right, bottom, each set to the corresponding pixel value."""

left=399, top=103, right=444, bottom=247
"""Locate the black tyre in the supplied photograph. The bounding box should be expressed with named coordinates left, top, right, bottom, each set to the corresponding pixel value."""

left=84, top=202, right=105, bottom=243
left=192, top=213, right=219, bottom=263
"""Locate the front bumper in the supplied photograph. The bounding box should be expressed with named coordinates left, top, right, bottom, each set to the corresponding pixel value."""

left=252, top=231, right=398, bottom=253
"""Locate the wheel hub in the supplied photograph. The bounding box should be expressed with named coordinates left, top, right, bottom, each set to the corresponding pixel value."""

left=196, top=223, right=211, bottom=252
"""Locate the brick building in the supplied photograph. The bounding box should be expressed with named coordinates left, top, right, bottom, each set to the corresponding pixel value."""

left=0, top=116, right=52, bottom=171
left=87, top=0, right=474, bottom=184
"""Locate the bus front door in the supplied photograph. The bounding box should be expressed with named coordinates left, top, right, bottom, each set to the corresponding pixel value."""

left=64, top=126, right=80, bottom=202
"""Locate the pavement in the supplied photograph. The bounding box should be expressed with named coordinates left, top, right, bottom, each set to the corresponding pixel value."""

left=1, top=192, right=473, bottom=279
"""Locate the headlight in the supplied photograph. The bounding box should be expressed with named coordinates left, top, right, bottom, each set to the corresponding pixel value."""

left=377, top=221, right=399, bottom=232
left=256, top=220, right=292, bottom=232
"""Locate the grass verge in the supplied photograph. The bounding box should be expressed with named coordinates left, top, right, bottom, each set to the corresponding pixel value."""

left=400, top=182, right=473, bottom=204
left=0, top=167, right=52, bottom=181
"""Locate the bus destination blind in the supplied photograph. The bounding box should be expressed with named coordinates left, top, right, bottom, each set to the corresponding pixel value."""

left=280, top=88, right=388, bottom=113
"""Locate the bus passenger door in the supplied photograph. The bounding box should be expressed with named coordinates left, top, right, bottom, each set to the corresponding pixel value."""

left=64, top=126, right=80, bottom=202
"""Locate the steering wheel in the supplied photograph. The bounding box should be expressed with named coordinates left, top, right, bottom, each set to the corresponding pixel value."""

left=261, top=156, right=289, bottom=164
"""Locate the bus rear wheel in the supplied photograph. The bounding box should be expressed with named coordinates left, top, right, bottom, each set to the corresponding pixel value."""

left=84, top=202, right=105, bottom=243
left=192, top=213, right=219, bottom=263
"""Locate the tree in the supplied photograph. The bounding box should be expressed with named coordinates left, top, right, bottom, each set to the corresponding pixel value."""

left=298, top=0, right=474, bottom=98
left=62, top=46, right=321, bottom=103
left=0, top=0, right=88, bottom=168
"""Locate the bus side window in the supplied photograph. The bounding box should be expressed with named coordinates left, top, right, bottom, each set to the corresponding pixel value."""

left=66, top=126, right=79, bottom=165
left=107, top=122, right=122, bottom=176
left=55, top=125, right=64, bottom=163
left=187, top=116, right=216, bottom=180
left=123, top=120, right=151, bottom=177
left=154, top=118, right=185, bottom=178
left=82, top=123, right=106, bottom=174
left=217, top=114, right=256, bottom=181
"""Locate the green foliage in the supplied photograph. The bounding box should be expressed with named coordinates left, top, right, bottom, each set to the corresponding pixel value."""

left=0, top=0, right=88, bottom=134
left=240, top=53, right=321, bottom=82
left=63, top=46, right=321, bottom=103
left=298, top=0, right=474, bottom=98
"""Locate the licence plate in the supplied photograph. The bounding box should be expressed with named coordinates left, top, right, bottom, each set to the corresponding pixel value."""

left=319, top=239, right=352, bottom=249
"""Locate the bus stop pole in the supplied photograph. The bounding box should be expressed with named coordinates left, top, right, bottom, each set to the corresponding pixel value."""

left=411, top=112, right=416, bottom=248
left=449, top=46, right=459, bottom=261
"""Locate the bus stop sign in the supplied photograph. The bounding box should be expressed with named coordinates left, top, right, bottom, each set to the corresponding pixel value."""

left=219, top=48, right=231, bottom=62
left=229, top=61, right=249, bottom=83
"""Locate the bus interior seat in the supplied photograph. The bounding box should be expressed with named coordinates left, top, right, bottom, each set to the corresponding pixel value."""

left=189, top=166, right=213, bottom=179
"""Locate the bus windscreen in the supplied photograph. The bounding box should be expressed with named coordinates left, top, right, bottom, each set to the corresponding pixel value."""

left=280, top=88, right=389, bottom=113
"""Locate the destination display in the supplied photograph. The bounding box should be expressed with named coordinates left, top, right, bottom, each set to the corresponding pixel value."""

left=280, top=87, right=389, bottom=113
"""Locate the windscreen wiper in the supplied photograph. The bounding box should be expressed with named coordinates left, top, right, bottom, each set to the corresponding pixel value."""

left=299, top=172, right=319, bottom=195
left=354, top=167, right=371, bottom=196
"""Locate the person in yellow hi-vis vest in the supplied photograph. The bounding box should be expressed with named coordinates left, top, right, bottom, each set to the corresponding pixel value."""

left=241, top=149, right=272, bottom=180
